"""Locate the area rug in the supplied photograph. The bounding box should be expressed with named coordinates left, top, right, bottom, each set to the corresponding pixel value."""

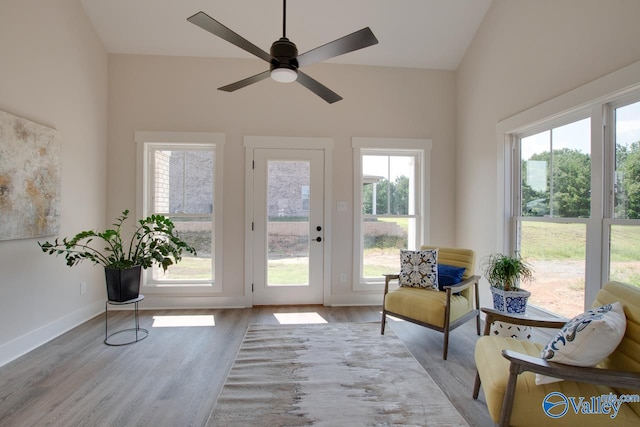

left=207, top=322, right=469, bottom=426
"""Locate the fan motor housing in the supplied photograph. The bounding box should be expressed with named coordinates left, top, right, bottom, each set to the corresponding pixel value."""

left=270, top=37, right=298, bottom=71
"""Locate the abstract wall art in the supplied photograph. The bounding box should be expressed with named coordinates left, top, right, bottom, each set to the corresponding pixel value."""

left=0, top=110, right=62, bottom=241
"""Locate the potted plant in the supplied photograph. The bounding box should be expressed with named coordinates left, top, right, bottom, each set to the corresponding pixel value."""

left=39, top=209, right=196, bottom=302
left=481, top=252, right=534, bottom=314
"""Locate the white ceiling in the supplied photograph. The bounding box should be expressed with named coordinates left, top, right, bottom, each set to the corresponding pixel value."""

left=80, top=0, right=492, bottom=70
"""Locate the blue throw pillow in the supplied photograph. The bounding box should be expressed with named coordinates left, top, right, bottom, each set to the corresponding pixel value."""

left=437, top=264, right=466, bottom=291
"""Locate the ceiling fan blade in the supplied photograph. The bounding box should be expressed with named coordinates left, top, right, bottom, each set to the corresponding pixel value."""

left=296, top=71, right=343, bottom=104
left=297, top=27, right=378, bottom=68
left=187, top=11, right=274, bottom=63
left=218, top=70, right=271, bottom=92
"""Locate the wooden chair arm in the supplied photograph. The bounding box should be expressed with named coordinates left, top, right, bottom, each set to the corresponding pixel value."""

left=382, top=274, right=399, bottom=296
left=481, top=307, right=567, bottom=335
left=383, top=274, right=480, bottom=296
left=442, top=275, right=480, bottom=293
left=497, top=349, right=640, bottom=426
left=501, top=349, right=640, bottom=389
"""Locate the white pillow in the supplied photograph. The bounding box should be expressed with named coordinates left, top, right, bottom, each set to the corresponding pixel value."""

left=399, top=249, right=438, bottom=290
left=535, top=302, right=626, bottom=385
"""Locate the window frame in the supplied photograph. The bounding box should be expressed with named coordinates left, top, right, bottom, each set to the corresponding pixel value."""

left=514, top=112, right=592, bottom=220
left=497, top=61, right=640, bottom=310
left=352, top=137, right=432, bottom=290
left=603, top=94, right=640, bottom=284
left=135, top=131, right=224, bottom=294
left=511, top=113, right=592, bottom=317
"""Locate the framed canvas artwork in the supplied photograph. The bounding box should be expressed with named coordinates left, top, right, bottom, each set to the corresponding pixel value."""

left=0, top=110, right=62, bottom=241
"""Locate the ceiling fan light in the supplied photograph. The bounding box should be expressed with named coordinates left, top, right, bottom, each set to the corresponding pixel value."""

left=271, top=67, right=298, bottom=83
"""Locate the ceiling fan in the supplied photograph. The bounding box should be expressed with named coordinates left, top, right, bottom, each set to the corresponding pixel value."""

left=187, top=0, right=379, bottom=104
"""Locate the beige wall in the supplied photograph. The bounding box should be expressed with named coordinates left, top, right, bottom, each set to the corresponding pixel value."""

left=11, top=0, right=639, bottom=365
left=0, top=0, right=108, bottom=364
left=456, top=0, right=640, bottom=306
left=108, top=54, right=457, bottom=305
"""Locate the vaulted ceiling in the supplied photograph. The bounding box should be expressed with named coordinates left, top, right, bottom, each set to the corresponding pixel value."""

left=80, top=0, right=492, bottom=70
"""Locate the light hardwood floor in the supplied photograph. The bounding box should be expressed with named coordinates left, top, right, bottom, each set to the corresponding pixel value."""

left=0, top=306, right=495, bottom=426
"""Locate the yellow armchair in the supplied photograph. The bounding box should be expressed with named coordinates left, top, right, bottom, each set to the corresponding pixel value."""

left=473, top=281, right=640, bottom=426
left=381, top=245, right=481, bottom=360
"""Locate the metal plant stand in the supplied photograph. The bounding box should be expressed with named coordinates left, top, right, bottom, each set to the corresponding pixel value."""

left=104, top=295, right=148, bottom=346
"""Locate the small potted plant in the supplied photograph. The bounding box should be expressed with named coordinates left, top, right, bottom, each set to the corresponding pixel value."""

left=481, top=252, right=534, bottom=314
left=39, top=209, right=196, bottom=302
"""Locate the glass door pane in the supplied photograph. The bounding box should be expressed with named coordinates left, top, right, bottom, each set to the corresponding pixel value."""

left=267, top=160, right=310, bottom=286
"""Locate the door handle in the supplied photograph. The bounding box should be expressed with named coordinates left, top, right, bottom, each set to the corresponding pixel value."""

left=315, top=236, right=322, bottom=242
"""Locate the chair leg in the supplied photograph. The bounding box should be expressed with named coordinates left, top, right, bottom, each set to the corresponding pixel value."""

left=442, top=327, right=449, bottom=360
left=498, top=369, right=518, bottom=427
left=472, top=371, right=482, bottom=399
left=380, top=311, right=386, bottom=335
left=474, top=279, right=481, bottom=336
left=443, top=292, right=451, bottom=360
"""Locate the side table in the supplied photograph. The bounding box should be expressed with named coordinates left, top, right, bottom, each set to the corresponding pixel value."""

left=105, top=295, right=149, bottom=346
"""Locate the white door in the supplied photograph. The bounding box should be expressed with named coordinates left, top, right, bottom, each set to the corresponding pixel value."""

left=252, top=148, right=324, bottom=305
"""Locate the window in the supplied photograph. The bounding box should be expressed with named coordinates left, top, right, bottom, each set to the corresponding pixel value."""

left=136, top=132, right=224, bottom=293
left=503, top=76, right=640, bottom=318
left=352, top=138, right=431, bottom=289
left=520, top=118, right=591, bottom=219
left=515, top=117, right=591, bottom=318
left=608, top=99, right=640, bottom=285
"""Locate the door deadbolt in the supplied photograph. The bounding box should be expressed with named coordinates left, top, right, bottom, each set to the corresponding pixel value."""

left=316, top=226, right=322, bottom=231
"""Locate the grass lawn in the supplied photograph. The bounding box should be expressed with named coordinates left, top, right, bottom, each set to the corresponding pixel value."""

left=268, top=260, right=309, bottom=285
left=520, top=222, right=586, bottom=260
left=521, top=221, right=640, bottom=260
left=154, top=256, right=212, bottom=280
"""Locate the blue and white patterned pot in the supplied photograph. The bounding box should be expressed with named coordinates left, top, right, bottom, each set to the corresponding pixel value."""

left=490, top=287, right=531, bottom=314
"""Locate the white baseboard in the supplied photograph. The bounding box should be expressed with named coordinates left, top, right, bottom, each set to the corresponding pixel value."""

left=0, top=301, right=103, bottom=368
left=138, top=294, right=251, bottom=309
left=326, top=293, right=383, bottom=306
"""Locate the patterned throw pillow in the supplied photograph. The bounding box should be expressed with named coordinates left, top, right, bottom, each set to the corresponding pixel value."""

left=399, top=249, right=438, bottom=290
left=535, top=302, right=626, bottom=385
left=490, top=321, right=532, bottom=340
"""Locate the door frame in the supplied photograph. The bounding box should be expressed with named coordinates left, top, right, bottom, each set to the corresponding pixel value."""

left=244, top=136, right=333, bottom=307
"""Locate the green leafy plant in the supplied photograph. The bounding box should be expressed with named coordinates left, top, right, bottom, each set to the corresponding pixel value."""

left=39, top=209, right=196, bottom=271
left=481, top=252, right=534, bottom=291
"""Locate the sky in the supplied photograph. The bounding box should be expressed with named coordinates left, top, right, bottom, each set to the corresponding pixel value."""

left=617, top=101, right=640, bottom=145
left=521, top=100, right=640, bottom=160
left=362, top=154, right=414, bottom=181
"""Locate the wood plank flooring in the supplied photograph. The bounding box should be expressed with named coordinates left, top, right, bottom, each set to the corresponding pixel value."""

left=0, top=306, right=495, bottom=426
